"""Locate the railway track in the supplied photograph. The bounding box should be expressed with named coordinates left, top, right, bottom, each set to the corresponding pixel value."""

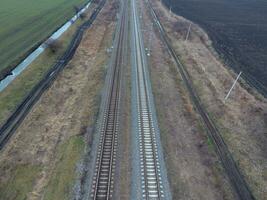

left=145, top=1, right=255, bottom=199
left=0, top=0, right=106, bottom=150
left=131, top=0, right=170, bottom=198
left=90, top=1, right=128, bottom=199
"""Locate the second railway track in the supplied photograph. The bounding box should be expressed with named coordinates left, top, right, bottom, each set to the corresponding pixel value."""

left=131, top=0, right=171, bottom=198
left=90, top=0, right=128, bottom=199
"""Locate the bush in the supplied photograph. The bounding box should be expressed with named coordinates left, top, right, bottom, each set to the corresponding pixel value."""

left=73, top=5, right=80, bottom=14
left=79, top=13, right=87, bottom=20
left=45, top=39, right=62, bottom=54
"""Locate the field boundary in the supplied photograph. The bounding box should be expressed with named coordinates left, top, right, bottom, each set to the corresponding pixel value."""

left=202, top=24, right=267, bottom=98
left=0, top=0, right=107, bottom=150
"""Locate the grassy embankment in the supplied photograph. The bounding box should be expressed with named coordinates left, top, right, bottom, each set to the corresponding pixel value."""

left=43, top=136, right=85, bottom=200
left=0, top=0, right=87, bottom=78
left=0, top=135, right=85, bottom=200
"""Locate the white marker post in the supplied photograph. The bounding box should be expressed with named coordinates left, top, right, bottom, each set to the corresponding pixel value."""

left=224, top=71, right=242, bottom=102
left=185, top=23, right=192, bottom=42
left=147, top=23, right=153, bottom=56
left=168, top=7, right=172, bottom=22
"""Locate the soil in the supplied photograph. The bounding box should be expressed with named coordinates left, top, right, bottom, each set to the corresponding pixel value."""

left=149, top=0, right=267, bottom=199
left=0, top=0, right=118, bottom=199
left=162, top=0, right=267, bottom=95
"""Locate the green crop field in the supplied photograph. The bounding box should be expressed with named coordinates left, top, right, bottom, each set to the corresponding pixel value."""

left=0, top=0, right=87, bottom=77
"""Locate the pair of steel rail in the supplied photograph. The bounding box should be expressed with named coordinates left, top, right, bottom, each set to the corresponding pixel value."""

left=91, top=0, right=167, bottom=198
left=90, top=1, right=127, bottom=198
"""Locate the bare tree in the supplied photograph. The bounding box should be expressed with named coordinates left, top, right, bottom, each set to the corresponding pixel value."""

left=46, top=39, right=62, bottom=54
left=73, top=5, right=81, bottom=14
left=80, top=12, right=87, bottom=20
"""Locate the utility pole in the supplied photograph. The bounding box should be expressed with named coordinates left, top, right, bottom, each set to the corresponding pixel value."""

left=169, top=6, right=172, bottom=17
left=185, top=22, right=192, bottom=42
left=224, top=71, right=242, bottom=102
left=168, top=7, right=172, bottom=22
left=147, top=23, right=153, bottom=56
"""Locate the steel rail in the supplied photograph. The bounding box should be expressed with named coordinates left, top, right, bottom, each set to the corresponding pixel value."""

left=136, top=52, right=162, bottom=200
left=90, top=1, right=127, bottom=199
left=136, top=25, right=162, bottom=200
left=145, top=1, right=255, bottom=199
left=132, top=0, right=164, bottom=198
left=0, top=0, right=107, bottom=150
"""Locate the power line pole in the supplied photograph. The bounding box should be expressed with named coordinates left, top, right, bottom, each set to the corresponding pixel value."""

left=147, top=23, right=153, bottom=56
left=185, top=23, right=192, bottom=42
left=224, top=71, right=242, bottom=102
left=168, top=6, right=172, bottom=22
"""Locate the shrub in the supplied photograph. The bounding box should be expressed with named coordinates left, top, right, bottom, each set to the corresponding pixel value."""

left=45, top=39, right=62, bottom=54
left=79, top=13, right=87, bottom=20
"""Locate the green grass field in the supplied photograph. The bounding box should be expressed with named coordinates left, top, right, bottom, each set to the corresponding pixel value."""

left=0, top=0, right=87, bottom=76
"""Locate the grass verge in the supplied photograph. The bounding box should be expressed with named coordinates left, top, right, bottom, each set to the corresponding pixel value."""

left=0, top=164, right=41, bottom=200
left=43, top=135, right=85, bottom=200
